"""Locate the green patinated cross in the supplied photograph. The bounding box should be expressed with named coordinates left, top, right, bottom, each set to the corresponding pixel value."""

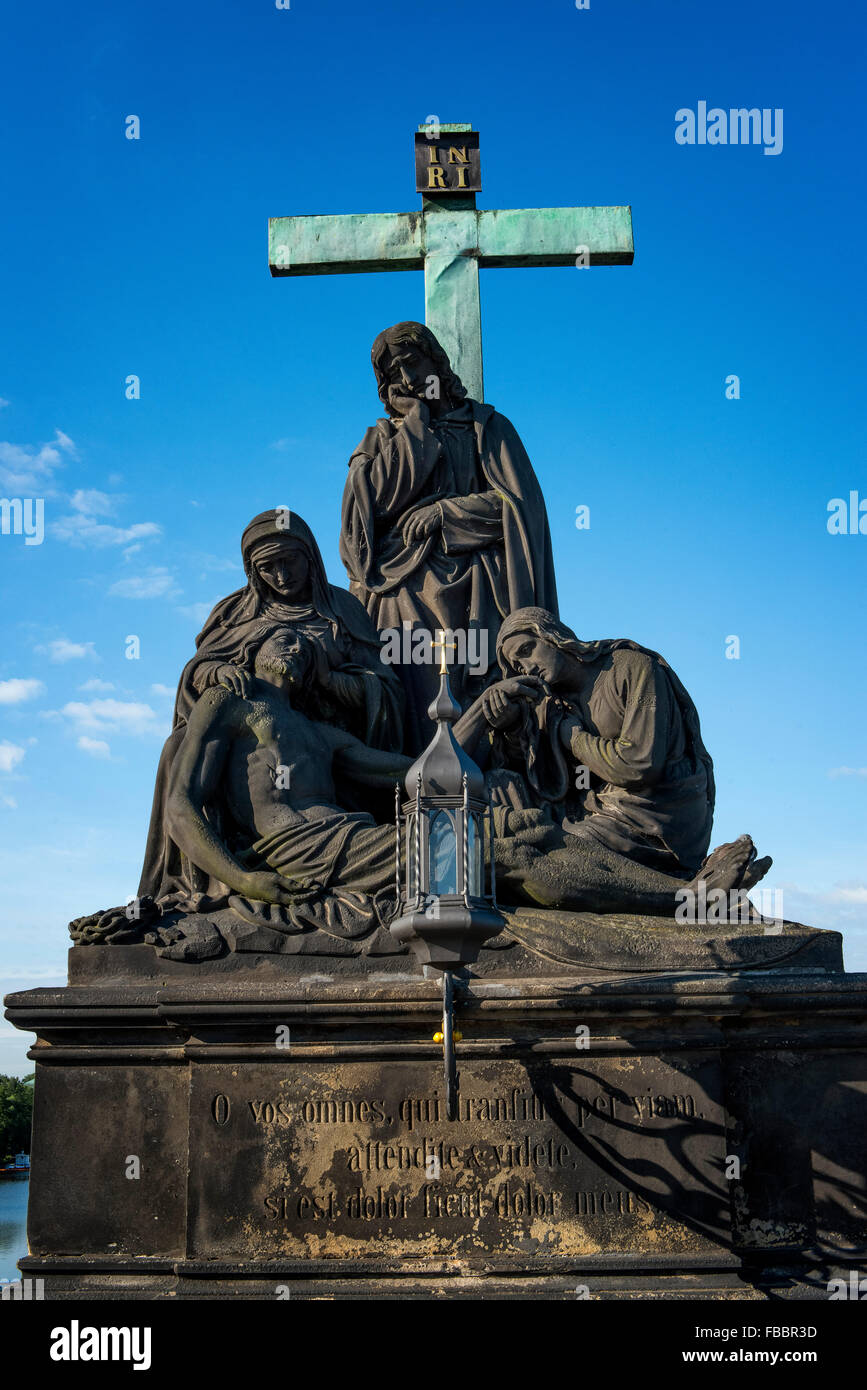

left=269, top=125, right=633, bottom=402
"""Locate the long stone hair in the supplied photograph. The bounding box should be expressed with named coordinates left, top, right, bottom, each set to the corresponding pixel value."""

left=496, top=606, right=715, bottom=805
left=370, top=321, right=467, bottom=415
left=497, top=607, right=630, bottom=676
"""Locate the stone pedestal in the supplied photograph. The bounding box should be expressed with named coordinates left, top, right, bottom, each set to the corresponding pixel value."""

left=6, top=948, right=867, bottom=1299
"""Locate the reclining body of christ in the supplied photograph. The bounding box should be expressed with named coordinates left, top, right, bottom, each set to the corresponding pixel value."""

left=163, top=627, right=769, bottom=940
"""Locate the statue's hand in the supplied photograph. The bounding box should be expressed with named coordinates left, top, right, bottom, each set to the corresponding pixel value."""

left=215, top=664, right=251, bottom=698
left=319, top=667, right=360, bottom=706
left=388, top=386, right=430, bottom=426
left=558, top=712, right=585, bottom=749
left=402, top=504, right=442, bottom=547
left=482, top=678, right=540, bottom=730
left=240, top=870, right=299, bottom=906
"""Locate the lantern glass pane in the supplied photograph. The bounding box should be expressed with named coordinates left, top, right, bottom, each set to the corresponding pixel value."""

left=429, top=811, right=458, bottom=895
left=468, top=814, right=483, bottom=896
left=407, top=818, right=417, bottom=897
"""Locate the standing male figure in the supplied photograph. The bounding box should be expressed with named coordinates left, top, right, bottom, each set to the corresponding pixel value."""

left=340, top=321, right=559, bottom=752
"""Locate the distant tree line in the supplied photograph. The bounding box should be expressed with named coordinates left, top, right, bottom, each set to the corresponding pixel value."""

left=0, top=1074, right=34, bottom=1161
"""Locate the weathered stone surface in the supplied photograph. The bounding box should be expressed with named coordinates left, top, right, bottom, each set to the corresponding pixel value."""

left=187, top=1055, right=727, bottom=1262
left=499, top=907, right=843, bottom=974
left=7, top=968, right=866, bottom=1298
left=62, top=905, right=843, bottom=988
left=26, top=1063, right=188, bottom=1259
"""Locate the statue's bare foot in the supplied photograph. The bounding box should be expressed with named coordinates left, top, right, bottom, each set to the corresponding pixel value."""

left=690, top=835, right=761, bottom=895
left=741, top=855, right=772, bottom=890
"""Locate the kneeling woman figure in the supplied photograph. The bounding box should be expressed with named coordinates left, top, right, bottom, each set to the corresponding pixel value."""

left=456, top=607, right=715, bottom=878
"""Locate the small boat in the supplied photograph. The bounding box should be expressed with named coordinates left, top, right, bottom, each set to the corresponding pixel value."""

left=0, top=1153, right=29, bottom=1181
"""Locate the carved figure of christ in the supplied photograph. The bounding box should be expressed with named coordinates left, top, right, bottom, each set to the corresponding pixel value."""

left=165, top=632, right=755, bottom=918
left=165, top=633, right=410, bottom=907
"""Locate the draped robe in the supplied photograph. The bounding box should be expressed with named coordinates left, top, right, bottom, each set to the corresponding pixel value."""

left=138, top=510, right=403, bottom=905
left=493, top=633, right=715, bottom=875
left=340, top=399, right=558, bottom=752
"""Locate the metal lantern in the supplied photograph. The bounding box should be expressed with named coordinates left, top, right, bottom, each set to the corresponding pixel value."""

left=390, top=653, right=504, bottom=969
left=390, top=638, right=505, bottom=1118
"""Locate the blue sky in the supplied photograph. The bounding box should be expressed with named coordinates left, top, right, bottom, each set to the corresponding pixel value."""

left=1, top=0, right=865, bottom=1073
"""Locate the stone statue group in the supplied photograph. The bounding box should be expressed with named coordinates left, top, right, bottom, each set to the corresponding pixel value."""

left=72, top=323, right=770, bottom=960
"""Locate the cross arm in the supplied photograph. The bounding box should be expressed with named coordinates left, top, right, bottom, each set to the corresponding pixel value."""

left=476, top=206, right=634, bottom=267
left=269, top=212, right=423, bottom=276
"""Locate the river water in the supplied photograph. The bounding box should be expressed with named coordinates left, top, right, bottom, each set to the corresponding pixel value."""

left=0, top=1179, right=28, bottom=1283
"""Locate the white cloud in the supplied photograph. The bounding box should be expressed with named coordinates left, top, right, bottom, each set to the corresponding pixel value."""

left=826, top=885, right=867, bottom=904
left=190, top=552, right=241, bottom=575
left=0, top=436, right=160, bottom=553
left=77, top=735, right=111, bottom=759
left=37, top=638, right=96, bottom=663
left=179, top=600, right=217, bottom=625
left=54, top=430, right=77, bottom=457
left=1, top=794, right=17, bottom=809
left=110, top=567, right=179, bottom=600
left=78, top=678, right=114, bottom=693
left=773, top=881, right=867, bottom=935
left=828, top=767, right=867, bottom=778
left=0, top=742, right=26, bottom=773
left=70, top=489, right=117, bottom=517
left=1, top=968, right=69, bottom=980
left=52, top=511, right=161, bottom=549
left=0, top=429, right=77, bottom=492
left=59, top=698, right=164, bottom=737
left=0, top=677, right=44, bottom=704
left=150, top=683, right=174, bottom=697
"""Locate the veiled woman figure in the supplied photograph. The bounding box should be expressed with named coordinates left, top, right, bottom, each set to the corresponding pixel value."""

left=456, top=607, right=715, bottom=877
left=138, top=508, right=403, bottom=905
